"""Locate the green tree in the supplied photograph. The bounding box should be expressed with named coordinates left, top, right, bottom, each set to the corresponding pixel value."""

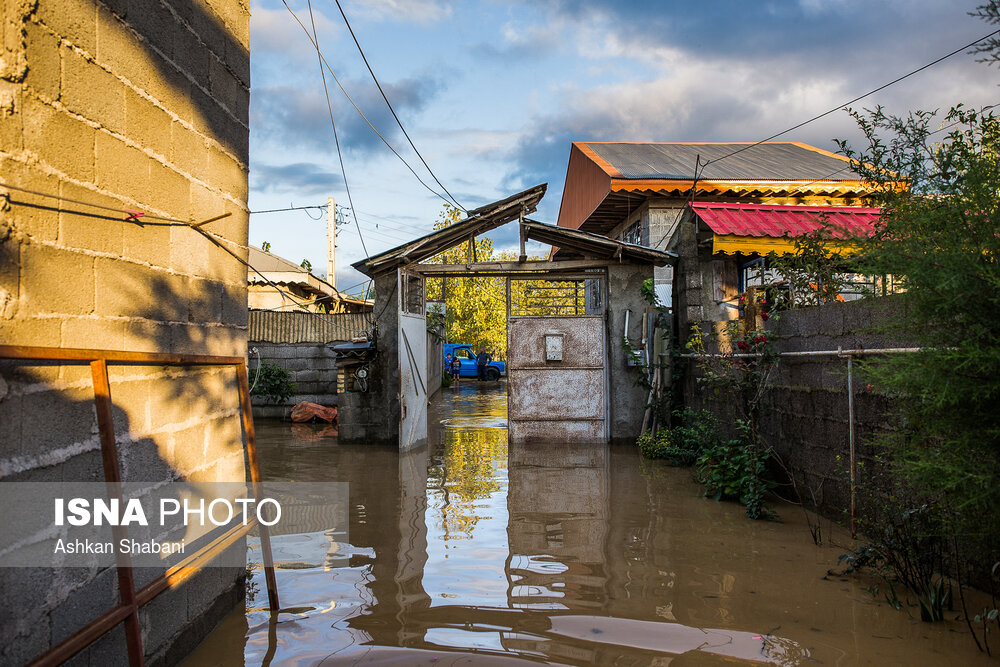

left=838, top=104, right=1000, bottom=643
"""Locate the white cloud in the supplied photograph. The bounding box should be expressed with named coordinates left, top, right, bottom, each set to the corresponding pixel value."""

left=341, top=0, right=455, bottom=24
left=250, top=5, right=341, bottom=63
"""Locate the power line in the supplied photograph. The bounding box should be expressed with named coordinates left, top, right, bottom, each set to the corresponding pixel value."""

left=280, top=4, right=460, bottom=211
left=332, top=0, right=466, bottom=213
left=704, top=27, right=1000, bottom=170
left=249, top=204, right=327, bottom=215
left=298, top=0, right=369, bottom=260
left=1, top=181, right=190, bottom=224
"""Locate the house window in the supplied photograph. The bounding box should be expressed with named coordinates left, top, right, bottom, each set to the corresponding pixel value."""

left=620, top=220, right=641, bottom=246
left=402, top=272, right=424, bottom=315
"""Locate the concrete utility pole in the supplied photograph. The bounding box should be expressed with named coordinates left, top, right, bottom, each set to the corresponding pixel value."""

left=326, top=196, right=336, bottom=288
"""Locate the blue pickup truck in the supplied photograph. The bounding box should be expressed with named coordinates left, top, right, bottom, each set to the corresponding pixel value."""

left=444, top=344, right=506, bottom=381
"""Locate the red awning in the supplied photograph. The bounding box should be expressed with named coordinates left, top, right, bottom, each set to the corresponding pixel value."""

left=690, top=202, right=880, bottom=238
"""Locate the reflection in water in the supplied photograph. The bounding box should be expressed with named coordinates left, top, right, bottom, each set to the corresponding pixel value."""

left=182, top=384, right=993, bottom=666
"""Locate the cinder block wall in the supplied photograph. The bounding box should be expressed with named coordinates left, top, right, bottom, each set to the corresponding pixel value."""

left=249, top=342, right=340, bottom=418
left=684, top=297, right=909, bottom=519
left=0, top=1, right=250, bottom=664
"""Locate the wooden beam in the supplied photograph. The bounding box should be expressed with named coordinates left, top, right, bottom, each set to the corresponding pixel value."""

left=413, top=260, right=612, bottom=275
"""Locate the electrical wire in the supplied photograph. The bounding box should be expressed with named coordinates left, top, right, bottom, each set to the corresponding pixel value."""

left=332, top=0, right=466, bottom=213
left=0, top=181, right=191, bottom=224
left=703, top=26, right=1000, bottom=170
left=280, top=3, right=460, bottom=211
left=1, top=180, right=377, bottom=331
left=304, top=0, right=370, bottom=260
left=249, top=204, right=328, bottom=215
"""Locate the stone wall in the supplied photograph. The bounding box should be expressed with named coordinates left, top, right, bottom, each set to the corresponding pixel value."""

left=684, top=296, right=910, bottom=518
left=0, top=1, right=250, bottom=664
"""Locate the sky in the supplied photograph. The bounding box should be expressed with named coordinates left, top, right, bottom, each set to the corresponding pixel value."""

left=247, top=0, right=1000, bottom=296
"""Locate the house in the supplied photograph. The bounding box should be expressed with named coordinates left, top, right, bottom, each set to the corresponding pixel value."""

left=554, top=141, right=881, bottom=334
left=248, top=246, right=372, bottom=314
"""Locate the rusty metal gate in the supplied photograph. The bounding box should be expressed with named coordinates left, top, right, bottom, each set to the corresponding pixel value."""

left=507, top=275, right=608, bottom=443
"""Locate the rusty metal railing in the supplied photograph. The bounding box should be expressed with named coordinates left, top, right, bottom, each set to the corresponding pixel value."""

left=0, top=345, right=279, bottom=667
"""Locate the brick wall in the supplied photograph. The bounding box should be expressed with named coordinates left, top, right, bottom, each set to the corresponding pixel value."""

left=0, top=1, right=250, bottom=664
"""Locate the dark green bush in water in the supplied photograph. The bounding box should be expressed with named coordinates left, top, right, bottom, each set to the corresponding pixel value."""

left=250, top=361, right=296, bottom=404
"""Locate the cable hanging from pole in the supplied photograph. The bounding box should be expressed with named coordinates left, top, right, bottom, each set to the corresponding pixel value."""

left=281, top=2, right=460, bottom=212
left=333, top=0, right=466, bottom=213
left=304, top=0, right=369, bottom=259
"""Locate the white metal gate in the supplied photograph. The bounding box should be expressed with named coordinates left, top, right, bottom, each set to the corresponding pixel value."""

left=398, top=269, right=427, bottom=450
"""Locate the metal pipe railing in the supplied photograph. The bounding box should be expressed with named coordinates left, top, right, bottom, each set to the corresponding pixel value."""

left=680, top=345, right=923, bottom=539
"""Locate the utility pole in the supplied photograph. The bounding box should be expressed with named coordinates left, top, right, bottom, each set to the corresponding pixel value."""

left=326, top=196, right=336, bottom=289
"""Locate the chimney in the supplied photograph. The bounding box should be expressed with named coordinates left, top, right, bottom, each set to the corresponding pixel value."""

left=326, top=196, right=336, bottom=289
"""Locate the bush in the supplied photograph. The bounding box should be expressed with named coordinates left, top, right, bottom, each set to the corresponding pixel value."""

left=638, top=408, right=721, bottom=465
left=695, top=425, right=775, bottom=520
left=250, top=361, right=296, bottom=404
left=671, top=408, right=721, bottom=454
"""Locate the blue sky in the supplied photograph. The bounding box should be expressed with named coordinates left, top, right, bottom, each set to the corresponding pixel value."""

left=248, top=0, right=999, bottom=295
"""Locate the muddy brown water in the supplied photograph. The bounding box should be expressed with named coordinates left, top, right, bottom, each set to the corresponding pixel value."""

left=182, top=384, right=994, bottom=666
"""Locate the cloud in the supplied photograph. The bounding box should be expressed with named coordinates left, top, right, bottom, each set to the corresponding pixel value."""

left=250, top=162, right=345, bottom=195
left=250, top=4, right=341, bottom=64
left=469, top=21, right=562, bottom=61
left=251, top=75, right=444, bottom=155
left=526, top=0, right=980, bottom=66
left=502, top=66, right=996, bottom=224
left=341, top=0, right=455, bottom=24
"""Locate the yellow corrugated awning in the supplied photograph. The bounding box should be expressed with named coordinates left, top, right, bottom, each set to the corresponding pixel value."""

left=712, top=234, right=856, bottom=256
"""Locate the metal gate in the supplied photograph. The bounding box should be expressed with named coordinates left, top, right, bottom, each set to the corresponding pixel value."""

left=507, top=276, right=608, bottom=444
left=398, top=269, right=428, bottom=450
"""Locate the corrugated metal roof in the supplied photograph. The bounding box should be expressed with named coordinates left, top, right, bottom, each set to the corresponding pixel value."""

left=584, top=142, right=855, bottom=182
left=353, top=184, right=546, bottom=276
left=248, top=246, right=311, bottom=274
left=690, top=202, right=880, bottom=238
left=522, top=220, right=675, bottom=265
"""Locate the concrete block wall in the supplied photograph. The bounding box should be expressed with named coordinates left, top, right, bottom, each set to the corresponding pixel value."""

left=249, top=342, right=340, bottom=418
left=0, top=1, right=250, bottom=664
left=339, top=270, right=399, bottom=445
left=685, top=296, right=910, bottom=519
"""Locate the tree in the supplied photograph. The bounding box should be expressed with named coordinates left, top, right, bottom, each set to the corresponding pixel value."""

left=426, top=205, right=507, bottom=356
left=838, top=104, right=1000, bottom=643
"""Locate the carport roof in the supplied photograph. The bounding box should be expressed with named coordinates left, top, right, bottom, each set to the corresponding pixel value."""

left=523, top=220, right=675, bottom=265
left=352, top=184, right=547, bottom=277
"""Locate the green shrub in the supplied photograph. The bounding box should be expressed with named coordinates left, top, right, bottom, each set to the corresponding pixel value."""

left=637, top=408, right=722, bottom=465
left=637, top=429, right=671, bottom=459
left=670, top=408, right=721, bottom=454
left=695, top=426, right=775, bottom=520
left=250, top=361, right=296, bottom=404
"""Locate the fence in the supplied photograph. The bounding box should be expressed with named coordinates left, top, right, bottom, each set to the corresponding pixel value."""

left=249, top=310, right=370, bottom=344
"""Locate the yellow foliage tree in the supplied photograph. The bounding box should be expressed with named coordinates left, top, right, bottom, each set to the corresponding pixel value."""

left=425, top=205, right=588, bottom=357
left=426, top=205, right=508, bottom=358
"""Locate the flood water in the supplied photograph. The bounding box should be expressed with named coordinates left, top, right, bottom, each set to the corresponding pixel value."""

left=183, top=384, right=993, bottom=666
